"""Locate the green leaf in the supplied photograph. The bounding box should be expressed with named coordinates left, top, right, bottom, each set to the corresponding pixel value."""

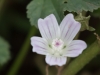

left=63, top=0, right=100, bottom=13
left=75, top=13, right=95, bottom=31
left=89, top=26, right=95, bottom=31
left=0, top=37, right=10, bottom=65
left=27, top=0, right=64, bottom=27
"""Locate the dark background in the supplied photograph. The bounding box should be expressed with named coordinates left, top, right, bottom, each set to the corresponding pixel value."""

left=0, top=0, right=100, bottom=75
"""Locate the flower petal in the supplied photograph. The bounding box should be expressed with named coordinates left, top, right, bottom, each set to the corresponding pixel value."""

left=63, top=40, right=87, bottom=57
left=60, top=14, right=81, bottom=44
left=31, top=37, right=48, bottom=55
left=45, top=55, right=67, bottom=66
left=38, top=19, right=51, bottom=41
left=38, top=14, right=60, bottom=42
left=44, top=14, right=60, bottom=38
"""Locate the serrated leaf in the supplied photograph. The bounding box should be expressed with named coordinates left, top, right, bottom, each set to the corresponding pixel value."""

left=0, top=37, right=10, bottom=65
left=63, top=0, right=100, bottom=13
left=27, top=0, right=64, bottom=27
left=75, top=13, right=95, bottom=31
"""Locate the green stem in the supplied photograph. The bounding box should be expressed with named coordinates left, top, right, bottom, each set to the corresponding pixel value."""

left=0, top=0, right=5, bottom=18
left=7, top=26, right=38, bottom=75
left=0, top=0, right=4, bottom=11
left=62, top=40, right=100, bottom=75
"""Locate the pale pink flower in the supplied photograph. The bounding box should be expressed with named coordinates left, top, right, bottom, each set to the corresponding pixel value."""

left=31, top=13, right=87, bottom=66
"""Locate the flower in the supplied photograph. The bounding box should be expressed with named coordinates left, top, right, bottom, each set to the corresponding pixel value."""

left=31, top=13, right=87, bottom=66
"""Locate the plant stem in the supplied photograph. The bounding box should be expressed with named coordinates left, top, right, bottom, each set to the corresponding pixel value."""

left=46, top=65, right=49, bottom=75
left=7, top=26, right=38, bottom=75
left=62, top=40, right=100, bottom=75
left=0, top=0, right=4, bottom=11
left=57, top=66, right=63, bottom=75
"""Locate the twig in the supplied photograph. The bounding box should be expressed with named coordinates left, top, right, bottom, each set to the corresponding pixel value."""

left=56, top=66, right=64, bottom=75
left=46, top=65, right=49, bottom=75
left=94, top=33, right=100, bottom=41
left=94, top=33, right=100, bottom=45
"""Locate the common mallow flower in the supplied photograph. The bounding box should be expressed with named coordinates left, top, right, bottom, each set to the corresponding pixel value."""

left=31, top=13, right=87, bottom=66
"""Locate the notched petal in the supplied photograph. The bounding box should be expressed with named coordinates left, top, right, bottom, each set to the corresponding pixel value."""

left=38, top=14, right=60, bottom=41
left=31, top=36, right=48, bottom=55
left=60, top=13, right=81, bottom=44
left=45, top=55, right=67, bottom=66
left=44, top=14, right=60, bottom=39
left=63, top=40, right=87, bottom=57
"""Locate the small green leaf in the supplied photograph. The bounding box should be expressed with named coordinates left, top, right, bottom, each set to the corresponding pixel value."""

left=75, top=13, right=95, bottom=31
left=27, top=0, right=64, bottom=27
left=0, top=37, right=10, bottom=65
left=89, top=26, right=95, bottom=31
left=63, top=0, right=100, bottom=13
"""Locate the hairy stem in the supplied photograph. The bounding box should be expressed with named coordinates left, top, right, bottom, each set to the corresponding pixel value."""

left=62, top=40, right=100, bottom=75
left=57, top=66, right=63, bottom=75
left=7, top=26, right=38, bottom=75
left=46, top=65, right=49, bottom=75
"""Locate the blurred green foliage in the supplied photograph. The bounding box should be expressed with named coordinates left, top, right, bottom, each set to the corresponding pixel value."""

left=92, top=8, right=100, bottom=17
left=0, top=37, right=10, bottom=66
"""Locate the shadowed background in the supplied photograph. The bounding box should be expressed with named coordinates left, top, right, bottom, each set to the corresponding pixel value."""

left=0, top=0, right=100, bottom=75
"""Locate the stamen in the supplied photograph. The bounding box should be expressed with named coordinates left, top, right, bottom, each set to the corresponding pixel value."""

left=50, top=38, right=64, bottom=57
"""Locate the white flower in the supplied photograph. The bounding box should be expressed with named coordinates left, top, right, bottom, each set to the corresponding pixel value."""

left=31, top=13, right=87, bottom=66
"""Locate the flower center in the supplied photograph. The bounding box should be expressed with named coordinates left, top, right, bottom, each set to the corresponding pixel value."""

left=49, top=38, right=65, bottom=57
left=52, top=38, right=64, bottom=50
